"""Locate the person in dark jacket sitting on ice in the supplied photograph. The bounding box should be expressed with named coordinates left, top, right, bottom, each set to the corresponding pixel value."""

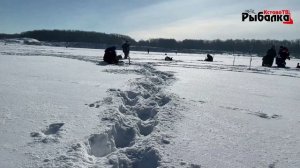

left=165, top=56, right=173, bottom=61
left=262, top=45, right=276, bottom=67
left=204, top=54, right=213, bottom=62
left=164, top=53, right=173, bottom=61
left=103, top=46, right=119, bottom=64
left=276, top=46, right=290, bottom=68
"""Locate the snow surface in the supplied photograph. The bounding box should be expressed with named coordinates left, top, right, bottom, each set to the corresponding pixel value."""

left=0, top=42, right=299, bottom=168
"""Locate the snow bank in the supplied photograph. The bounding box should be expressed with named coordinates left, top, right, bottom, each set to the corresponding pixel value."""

left=0, top=38, right=41, bottom=45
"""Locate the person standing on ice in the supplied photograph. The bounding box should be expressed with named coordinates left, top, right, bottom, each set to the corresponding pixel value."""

left=122, top=41, right=130, bottom=59
left=262, top=45, right=276, bottom=67
left=276, top=46, right=290, bottom=68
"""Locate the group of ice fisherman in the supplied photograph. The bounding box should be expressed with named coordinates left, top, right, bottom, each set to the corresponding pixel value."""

left=103, top=43, right=299, bottom=68
left=262, top=45, right=293, bottom=68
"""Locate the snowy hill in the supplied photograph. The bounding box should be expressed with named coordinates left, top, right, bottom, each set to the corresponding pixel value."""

left=0, top=42, right=299, bottom=168
left=0, top=38, right=42, bottom=45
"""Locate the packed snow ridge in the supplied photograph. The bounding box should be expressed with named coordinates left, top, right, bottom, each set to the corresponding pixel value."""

left=36, top=63, right=197, bottom=168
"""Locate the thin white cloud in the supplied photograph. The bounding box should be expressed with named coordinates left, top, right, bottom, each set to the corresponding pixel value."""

left=128, top=10, right=300, bottom=40
left=125, top=0, right=300, bottom=40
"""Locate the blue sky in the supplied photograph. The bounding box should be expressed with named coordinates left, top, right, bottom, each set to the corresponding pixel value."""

left=0, top=0, right=299, bottom=40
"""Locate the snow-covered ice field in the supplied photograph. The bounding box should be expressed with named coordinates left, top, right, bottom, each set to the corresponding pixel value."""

left=0, top=42, right=299, bottom=168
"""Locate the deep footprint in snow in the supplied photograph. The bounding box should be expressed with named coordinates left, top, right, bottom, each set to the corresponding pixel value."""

left=43, top=123, right=64, bottom=135
left=112, top=123, right=137, bottom=148
left=126, top=147, right=161, bottom=168
left=108, top=147, right=161, bottom=168
left=124, top=91, right=140, bottom=99
left=88, top=133, right=116, bottom=157
left=88, top=121, right=137, bottom=157
left=119, top=92, right=140, bottom=106
left=135, top=107, right=159, bottom=121
left=155, top=95, right=171, bottom=106
left=137, top=120, right=158, bottom=136
left=30, top=123, right=65, bottom=143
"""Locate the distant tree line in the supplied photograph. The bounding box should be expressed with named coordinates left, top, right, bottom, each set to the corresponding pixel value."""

left=1, top=30, right=299, bottom=57
left=19, top=30, right=136, bottom=45
left=0, top=33, right=19, bottom=39
left=138, top=38, right=300, bottom=57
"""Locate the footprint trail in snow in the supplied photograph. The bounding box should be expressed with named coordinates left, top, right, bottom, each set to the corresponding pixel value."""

left=39, top=63, right=196, bottom=167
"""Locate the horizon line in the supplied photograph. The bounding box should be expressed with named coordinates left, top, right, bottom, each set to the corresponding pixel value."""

left=1, top=29, right=299, bottom=42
